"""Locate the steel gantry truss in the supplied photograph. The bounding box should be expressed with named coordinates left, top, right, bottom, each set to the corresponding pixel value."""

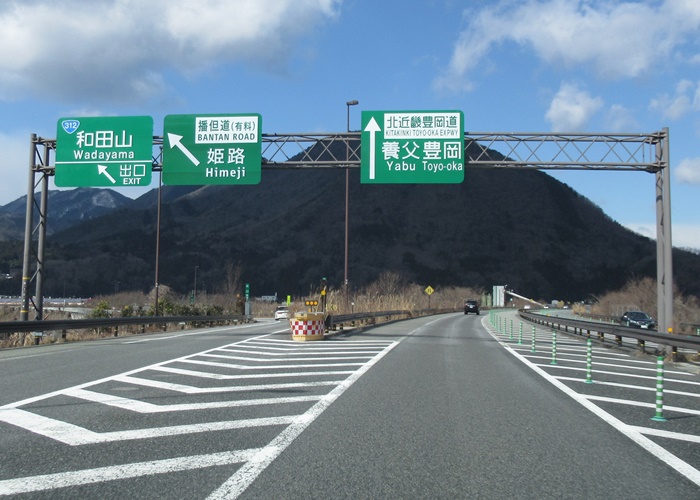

left=20, top=130, right=673, bottom=341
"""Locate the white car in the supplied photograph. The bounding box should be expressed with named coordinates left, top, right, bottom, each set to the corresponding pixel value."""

left=274, top=306, right=289, bottom=320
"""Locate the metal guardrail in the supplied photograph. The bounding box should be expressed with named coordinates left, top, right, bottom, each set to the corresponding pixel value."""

left=325, top=308, right=455, bottom=330
left=326, top=310, right=410, bottom=329
left=518, top=310, right=700, bottom=357
left=681, top=323, right=700, bottom=335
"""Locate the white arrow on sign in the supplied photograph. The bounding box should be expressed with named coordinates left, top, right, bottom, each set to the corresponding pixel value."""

left=97, top=165, right=116, bottom=184
left=167, top=133, right=200, bottom=166
left=364, top=117, right=381, bottom=180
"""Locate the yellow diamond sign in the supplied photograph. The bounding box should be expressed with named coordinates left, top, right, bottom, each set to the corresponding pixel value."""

left=424, top=286, right=434, bottom=295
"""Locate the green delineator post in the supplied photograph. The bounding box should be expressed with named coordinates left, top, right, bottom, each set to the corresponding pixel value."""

left=585, top=338, right=594, bottom=384
left=652, top=355, right=667, bottom=422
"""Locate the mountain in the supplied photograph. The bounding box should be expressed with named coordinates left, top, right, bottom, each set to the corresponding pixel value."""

left=2, top=142, right=700, bottom=302
left=0, top=188, right=133, bottom=240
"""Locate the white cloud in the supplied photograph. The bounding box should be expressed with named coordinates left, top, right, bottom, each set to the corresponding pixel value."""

left=626, top=222, right=700, bottom=251
left=0, top=132, right=32, bottom=206
left=435, top=0, right=700, bottom=92
left=649, top=79, right=699, bottom=120
left=0, top=0, right=341, bottom=105
left=605, top=104, right=638, bottom=131
left=545, top=82, right=603, bottom=131
left=676, top=157, right=700, bottom=184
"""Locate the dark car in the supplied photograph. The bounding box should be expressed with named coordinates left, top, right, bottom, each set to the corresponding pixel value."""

left=620, top=311, right=656, bottom=330
left=464, top=300, right=480, bottom=315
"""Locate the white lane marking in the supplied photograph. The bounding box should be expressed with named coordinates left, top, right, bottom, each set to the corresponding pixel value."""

left=534, top=363, right=700, bottom=385
left=0, top=333, right=281, bottom=410
left=585, top=395, right=700, bottom=417
left=514, top=346, right=683, bottom=368
left=0, top=449, right=261, bottom=495
left=112, top=374, right=338, bottom=394
left=629, top=426, right=700, bottom=444
left=199, top=353, right=372, bottom=362
left=247, top=338, right=393, bottom=345
left=151, top=365, right=353, bottom=380
left=186, top=357, right=365, bottom=369
left=0, top=408, right=296, bottom=445
left=206, top=340, right=400, bottom=499
left=0, top=333, right=399, bottom=495
left=64, top=388, right=322, bottom=413
left=121, top=323, right=269, bottom=344
left=481, top=317, right=700, bottom=488
left=219, top=347, right=379, bottom=356
left=556, top=375, right=700, bottom=398
left=523, top=354, right=691, bottom=376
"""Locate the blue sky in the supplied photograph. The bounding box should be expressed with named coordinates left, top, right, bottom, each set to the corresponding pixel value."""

left=1, top=0, right=699, bottom=249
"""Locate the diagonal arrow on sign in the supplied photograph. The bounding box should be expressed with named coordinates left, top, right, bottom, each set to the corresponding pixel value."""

left=364, top=117, right=381, bottom=180
left=97, top=165, right=116, bottom=184
left=167, top=133, right=200, bottom=166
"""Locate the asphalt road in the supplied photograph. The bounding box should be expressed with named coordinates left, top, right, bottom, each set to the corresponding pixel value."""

left=0, top=313, right=698, bottom=498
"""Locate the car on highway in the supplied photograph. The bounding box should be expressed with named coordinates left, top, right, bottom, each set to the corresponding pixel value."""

left=620, top=311, right=655, bottom=329
left=274, top=306, right=289, bottom=320
left=464, top=299, right=480, bottom=315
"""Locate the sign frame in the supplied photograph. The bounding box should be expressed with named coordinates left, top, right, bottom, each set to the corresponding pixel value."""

left=55, top=116, right=154, bottom=187
left=361, top=110, right=464, bottom=184
left=162, top=113, right=262, bottom=186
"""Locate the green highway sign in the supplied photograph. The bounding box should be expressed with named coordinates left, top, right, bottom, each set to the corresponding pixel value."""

left=361, top=110, right=464, bottom=184
left=162, top=114, right=262, bottom=185
left=55, top=116, right=153, bottom=187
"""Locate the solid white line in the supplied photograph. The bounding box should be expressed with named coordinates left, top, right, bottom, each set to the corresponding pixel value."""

left=64, top=388, right=322, bottom=413
left=121, top=323, right=264, bottom=344
left=555, top=376, right=700, bottom=398
left=206, top=340, right=401, bottom=499
left=112, top=374, right=338, bottom=394
left=0, top=449, right=261, bottom=495
left=151, top=365, right=353, bottom=380
left=184, top=358, right=365, bottom=369
left=218, top=347, right=379, bottom=356
left=585, top=394, right=700, bottom=417
left=525, top=355, right=690, bottom=376
left=247, top=338, right=394, bottom=346
left=200, top=353, right=372, bottom=362
left=0, top=407, right=296, bottom=445
left=512, top=346, right=664, bottom=365
left=630, top=426, right=700, bottom=444
left=535, top=363, right=700, bottom=386
left=481, top=317, right=700, bottom=488
left=230, top=344, right=388, bottom=352
left=0, top=333, right=282, bottom=410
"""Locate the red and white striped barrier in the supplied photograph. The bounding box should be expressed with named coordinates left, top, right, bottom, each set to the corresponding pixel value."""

left=290, top=312, right=325, bottom=341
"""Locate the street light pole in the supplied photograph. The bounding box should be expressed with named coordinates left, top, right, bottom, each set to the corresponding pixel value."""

left=345, top=100, right=359, bottom=311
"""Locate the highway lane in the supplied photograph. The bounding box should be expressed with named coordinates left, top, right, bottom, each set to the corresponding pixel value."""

left=239, top=313, right=699, bottom=499
left=0, top=313, right=698, bottom=498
